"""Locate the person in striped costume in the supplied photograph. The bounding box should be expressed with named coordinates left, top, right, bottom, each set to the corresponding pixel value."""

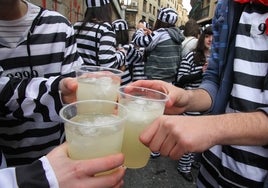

left=175, top=25, right=213, bottom=182
left=132, top=7, right=184, bottom=84
left=0, top=0, right=126, bottom=187
left=0, top=0, right=83, bottom=167
left=112, top=19, right=145, bottom=85
left=74, top=0, right=126, bottom=70
left=132, top=7, right=184, bottom=158
left=131, top=0, right=268, bottom=187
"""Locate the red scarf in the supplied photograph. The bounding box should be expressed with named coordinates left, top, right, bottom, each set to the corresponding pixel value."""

left=234, top=0, right=268, bottom=6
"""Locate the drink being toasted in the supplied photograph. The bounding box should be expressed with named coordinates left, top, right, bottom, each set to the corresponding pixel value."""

left=75, top=65, right=122, bottom=102
left=65, top=114, right=124, bottom=160
left=118, top=86, right=168, bottom=169
left=59, top=100, right=128, bottom=160
left=122, top=100, right=165, bottom=168
left=77, top=76, right=120, bottom=102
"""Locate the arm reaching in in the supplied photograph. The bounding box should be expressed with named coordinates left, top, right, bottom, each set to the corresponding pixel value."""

left=130, top=80, right=212, bottom=114
left=139, top=111, right=268, bottom=160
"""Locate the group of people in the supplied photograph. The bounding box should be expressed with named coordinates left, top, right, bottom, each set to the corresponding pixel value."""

left=0, top=0, right=267, bottom=188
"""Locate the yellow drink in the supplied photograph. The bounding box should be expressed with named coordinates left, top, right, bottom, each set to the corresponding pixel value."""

left=121, top=100, right=165, bottom=168
left=65, top=114, right=124, bottom=160
left=118, top=86, right=168, bottom=169
left=77, top=76, right=120, bottom=102
left=75, top=65, right=122, bottom=102
left=59, top=100, right=128, bottom=161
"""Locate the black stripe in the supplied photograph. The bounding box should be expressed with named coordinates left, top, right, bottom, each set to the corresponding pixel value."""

left=234, top=71, right=266, bottom=90
left=0, top=52, right=64, bottom=71
left=34, top=81, right=51, bottom=121
left=235, top=47, right=268, bottom=63
left=0, top=78, right=21, bottom=115
left=0, top=124, right=63, bottom=141
left=236, top=23, right=251, bottom=37
left=222, top=145, right=268, bottom=170
left=16, top=159, right=49, bottom=188
left=229, top=96, right=267, bottom=112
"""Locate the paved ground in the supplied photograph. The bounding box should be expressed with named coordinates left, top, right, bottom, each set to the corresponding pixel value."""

left=123, top=156, right=198, bottom=188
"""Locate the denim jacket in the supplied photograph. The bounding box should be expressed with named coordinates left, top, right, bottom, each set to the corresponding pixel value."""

left=199, top=0, right=268, bottom=114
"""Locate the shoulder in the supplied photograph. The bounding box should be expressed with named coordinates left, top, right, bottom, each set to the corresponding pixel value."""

left=99, top=22, right=114, bottom=31
left=41, top=9, right=72, bottom=26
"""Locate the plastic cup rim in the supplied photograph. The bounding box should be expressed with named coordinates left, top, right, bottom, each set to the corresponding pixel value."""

left=118, top=85, right=169, bottom=102
left=59, top=99, right=128, bottom=127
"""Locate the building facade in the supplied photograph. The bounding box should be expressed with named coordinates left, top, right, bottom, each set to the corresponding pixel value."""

left=124, top=0, right=189, bottom=30
left=29, top=0, right=123, bottom=23
left=189, top=0, right=217, bottom=26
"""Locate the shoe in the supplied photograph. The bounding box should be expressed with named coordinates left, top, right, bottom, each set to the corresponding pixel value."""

left=150, top=152, right=160, bottom=158
left=177, top=170, right=193, bottom=182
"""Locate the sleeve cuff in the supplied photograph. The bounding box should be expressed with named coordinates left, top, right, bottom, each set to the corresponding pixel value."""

left=40, top=156, right=59, bottom=188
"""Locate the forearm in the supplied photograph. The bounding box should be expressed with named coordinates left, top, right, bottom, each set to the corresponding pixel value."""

left=207, top=111, right=268, bottom=146
left=215, top=111, right=268, bottom=146
left=184, top=88, right=212, bottom=112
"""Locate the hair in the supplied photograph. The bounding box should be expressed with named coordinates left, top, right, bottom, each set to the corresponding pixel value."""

left=114, top=30, right=129, bottom=46
left=153, top=19, right=174, bottom=31
left=76, top=4, right=112, bottom=34
left=183, top=19, right=200, bottom=38
left=193, top=25, right=213, bottom=65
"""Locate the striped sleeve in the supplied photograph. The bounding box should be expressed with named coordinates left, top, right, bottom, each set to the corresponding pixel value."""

left=132, top=29, right=155, bottom=47
left=0, top=156, right=58, bottom=188
left=74, top=22, right=125, bottom=69
left=98, top=24, right=122, bottom=68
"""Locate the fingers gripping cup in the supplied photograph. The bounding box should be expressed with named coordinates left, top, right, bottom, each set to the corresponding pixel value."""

left=118, top=86, right=168, bottom=169
left=59, top=100, right=128, bottom=160
left=75, top=65, right=123, bottom=102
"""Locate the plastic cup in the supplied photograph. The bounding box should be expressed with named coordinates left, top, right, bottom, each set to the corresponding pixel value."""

left=75, top=65, right=123, bottom=102
left=118, top=86, right=168, bottom=169
left=59, top=100, right=128, bottom=160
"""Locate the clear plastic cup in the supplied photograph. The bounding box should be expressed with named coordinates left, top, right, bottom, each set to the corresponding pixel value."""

left=59, top=100, right=128, bottom=160
left=75, top=65, right=123, bottom=102
left=118, top=86, right=168, bottom=169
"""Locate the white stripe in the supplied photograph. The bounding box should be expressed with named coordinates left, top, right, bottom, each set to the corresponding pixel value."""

left=234, top=59, right=267, bottom=76
left=231, top=84, right=268, bottom=104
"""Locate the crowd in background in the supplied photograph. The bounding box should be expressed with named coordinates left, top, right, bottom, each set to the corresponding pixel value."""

left=0, top=0, right=267, bottom=187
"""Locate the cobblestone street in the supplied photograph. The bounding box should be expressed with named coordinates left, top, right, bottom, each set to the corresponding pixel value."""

left=123, top=156, right=198, bottom=188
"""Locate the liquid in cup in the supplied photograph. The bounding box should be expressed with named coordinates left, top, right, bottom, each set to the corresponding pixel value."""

left=59, top=100, right=128, bottom=160
left=75, top=65, right=123, bottom=102
left=118, top=86, right=168, bottom=168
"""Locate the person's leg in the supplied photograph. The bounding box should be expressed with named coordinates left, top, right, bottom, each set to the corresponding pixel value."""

left=177, top=153, right=193, bottom=182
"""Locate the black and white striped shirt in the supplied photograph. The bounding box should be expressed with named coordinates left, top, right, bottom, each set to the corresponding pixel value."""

left=121, top=44, right=146, bottom=85
left=199, top=4, right=268, bottom=187
left=177, top=51, right=203, bottom=89
left=0, top=1, right=83, bottom=166
left=74, top=21, right=126, bottom=68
